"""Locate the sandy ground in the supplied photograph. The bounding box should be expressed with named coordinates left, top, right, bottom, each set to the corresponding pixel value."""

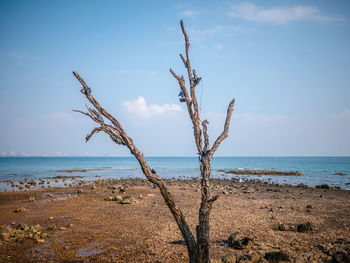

left=0, top=178, right=350, bottom=262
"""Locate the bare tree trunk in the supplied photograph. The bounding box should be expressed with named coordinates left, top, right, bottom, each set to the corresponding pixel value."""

left=197, top=157, right=212, bottom=263
left=73, top=19, right=235, bottom=263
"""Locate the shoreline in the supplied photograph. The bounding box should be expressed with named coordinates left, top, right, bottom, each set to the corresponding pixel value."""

left=1, top=178, right=350, bottom=262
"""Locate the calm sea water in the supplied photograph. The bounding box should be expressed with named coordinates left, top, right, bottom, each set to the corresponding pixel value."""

left=0, top=157, right=349, bottom=190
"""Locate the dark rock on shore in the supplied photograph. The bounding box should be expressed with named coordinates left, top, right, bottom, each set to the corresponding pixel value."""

left=227, top=234, right=254, bottom=250
left=219, top=169, right=302, bottom=176
left=264, top=251, right=290, bottom=263
left=334, top=172, right=347, bottom=176
left=316, top=184, right=331, bottom=189
left=297, top=222, right=314, bottom=232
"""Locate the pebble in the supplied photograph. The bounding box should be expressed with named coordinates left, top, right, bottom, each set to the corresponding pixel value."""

left=13, top=207, right=25, bottom=213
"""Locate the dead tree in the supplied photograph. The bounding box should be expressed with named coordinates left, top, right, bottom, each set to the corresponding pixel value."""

left=73, top=20, right=235, bottom=263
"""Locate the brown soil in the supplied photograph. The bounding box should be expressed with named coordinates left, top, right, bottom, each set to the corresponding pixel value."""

left=0, top=178, right=349, bottom=262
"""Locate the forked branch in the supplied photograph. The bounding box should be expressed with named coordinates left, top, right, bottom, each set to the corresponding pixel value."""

left=72, top=71, right=198, bottom=262
left=208, top=99, right=235, bottom=159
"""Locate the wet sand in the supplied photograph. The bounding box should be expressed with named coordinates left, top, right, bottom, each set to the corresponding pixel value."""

left=0, top=178, right=350, bottom=262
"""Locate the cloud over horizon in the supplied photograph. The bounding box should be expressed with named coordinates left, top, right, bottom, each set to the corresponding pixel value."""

left=228, top=3, right=344, bottom=24
left=122, top=96, right=182, bottom=118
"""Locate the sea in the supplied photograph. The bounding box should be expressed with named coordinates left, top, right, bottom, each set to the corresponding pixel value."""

left=0, top=157, right=349, bottom=191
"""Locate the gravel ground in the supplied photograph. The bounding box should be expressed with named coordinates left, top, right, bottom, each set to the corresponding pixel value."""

left=0, top=178, right=350, bottom=262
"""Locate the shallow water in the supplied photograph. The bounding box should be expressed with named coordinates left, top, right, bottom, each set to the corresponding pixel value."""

left=0, top=156, right=349, bottom=190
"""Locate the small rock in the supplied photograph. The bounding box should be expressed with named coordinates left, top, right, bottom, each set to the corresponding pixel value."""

left=221, top=254, right=236, bottom=263
left=306, top=204, right=312, bottom=209
left=297, top=183, right=309, bottom=188
left=29, top=197, right=35, bottom=202
left=264, top=251, right=290, bottom=263
left=60, top=227, right=66, bottom=230
left=16, top=223, right=29, bottom=230
left=105, top=196, right=114, bottom=201
left=278, top=223, right=287, bottom=231
left=332, top=250, right=350, bottom=263
left=36, top=239, right=45, bottom=244
left=49, top=216, right=54, bottom=220
left=334, top=172, right=347, bottom=176
left=13, top=207, right=25, bottom=213
left=138, top=194, right=144, bottom=199
left=147, top=194, right=155, bottom=197
left=114, top=195, right=122, bottom=202
left=0, top=226, right=11, bottom=241
left=47, top=224, right=56, bottom=231
left=120, top=196, right=136, bottom=204
left=297, top=222, right=314, bottom=232
left=228, top=236, right=253, bottom=250
left=77, top=189, right=83, bottom=194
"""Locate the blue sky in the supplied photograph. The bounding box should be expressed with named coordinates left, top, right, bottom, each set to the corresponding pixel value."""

left=0, top=0, right=349, bottom=156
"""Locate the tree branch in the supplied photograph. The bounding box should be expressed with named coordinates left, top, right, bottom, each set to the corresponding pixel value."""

left=73, top=71, right=198, bottom=259
left=209, top=99, right=235, bottom=159
left=202, top=120, right=210, bottom=154
left=86, top=127, right=102, bottom=142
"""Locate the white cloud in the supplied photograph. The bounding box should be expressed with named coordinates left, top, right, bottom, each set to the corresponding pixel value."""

left=9, top=52, right=26, bottom=59
left=180, top=10, right=198, bottom=18
left=228, top=3, right=344, bottom=24
left=122, top=96, right=182, bottom=118
left=213, top=44, right=224, bottom=50
left=342, top=110, right=350, bottom=117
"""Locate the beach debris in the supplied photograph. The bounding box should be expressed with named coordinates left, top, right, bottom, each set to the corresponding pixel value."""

left=297, top=222, right=314, bottom=232
left=13, top=207, right=25, bottom=213
left=264, top=251, right=290, bottom=263
left=83, top=86, right=91, bottom=94
left=170, top=240, right=186, bottom=245
left=120, top=196, right=136, bottom=204
left=178, top=91, right=186, bottom=102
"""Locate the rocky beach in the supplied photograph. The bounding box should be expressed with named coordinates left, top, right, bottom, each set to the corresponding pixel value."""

left=0, top=177, right=350, bottom=262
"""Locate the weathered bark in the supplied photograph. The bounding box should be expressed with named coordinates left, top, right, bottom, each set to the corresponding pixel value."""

left=72, top=71, right=198, bottom=262
left=170, top=20, right=235, bottom=262
left=73, top=19, right=235, bottom=263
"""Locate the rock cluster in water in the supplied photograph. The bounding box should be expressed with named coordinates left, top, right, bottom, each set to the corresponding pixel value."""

left=219, top=169, right=302, bottom=176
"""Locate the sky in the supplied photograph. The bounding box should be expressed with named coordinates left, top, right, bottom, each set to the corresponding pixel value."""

left=0, top=0, right=349, bottom=157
